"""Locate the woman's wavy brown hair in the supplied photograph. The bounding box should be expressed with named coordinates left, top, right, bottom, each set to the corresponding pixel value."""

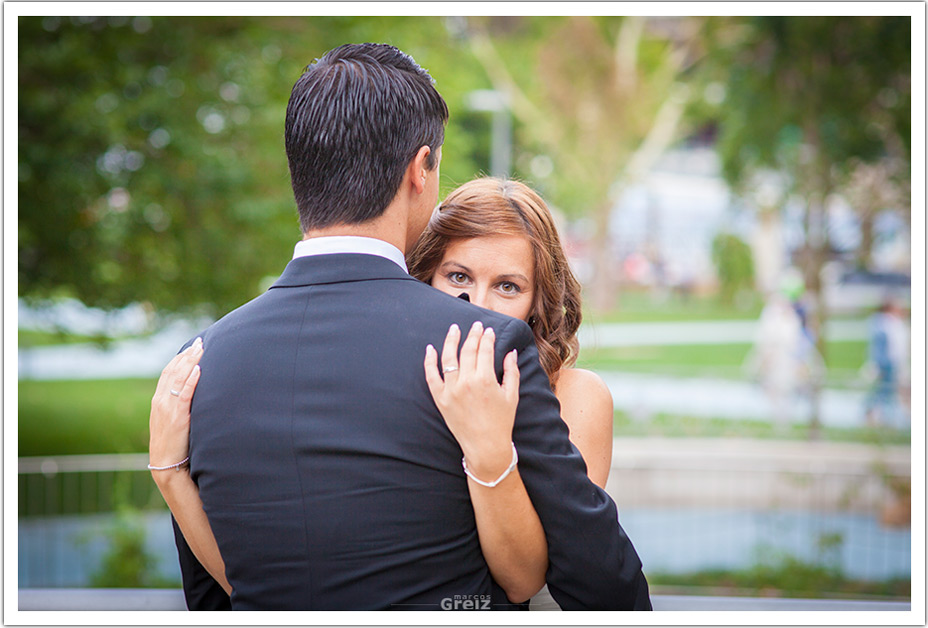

left=407, top=177, right=582, bottom=386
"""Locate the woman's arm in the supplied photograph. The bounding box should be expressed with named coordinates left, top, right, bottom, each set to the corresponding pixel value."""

left=554, top=369, right=614, bottom=489
left=149, top=340, right=231, bottom=595
left=424, top=321, right=547, bottom=603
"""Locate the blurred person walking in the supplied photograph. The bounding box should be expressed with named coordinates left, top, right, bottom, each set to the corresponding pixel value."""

left=748, top=292, right=803, bottom=428
left=864, top=299, right=910, bottom=429
left=746, top=275, right=824, bottom=429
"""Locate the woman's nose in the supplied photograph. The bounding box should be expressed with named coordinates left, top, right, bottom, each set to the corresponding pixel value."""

left=471, top=289, right=491, bottom=310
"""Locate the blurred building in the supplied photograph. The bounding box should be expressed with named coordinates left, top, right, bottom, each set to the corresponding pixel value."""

left=563, top=145, right=910, bottom=311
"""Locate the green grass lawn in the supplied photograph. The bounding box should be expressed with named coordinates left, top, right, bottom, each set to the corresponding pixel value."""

left=12, top=297, right=879, bottom=457
left=18, top=363, right=905, bottom=459
left=582, top=290, right=765, bottom=324
left=19, top=378, right=157, bottom=457
left=582, top=289, right=868, bottom=324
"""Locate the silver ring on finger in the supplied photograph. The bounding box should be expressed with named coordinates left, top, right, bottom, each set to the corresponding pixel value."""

left=169, top=389, right=182, bottom=397
left=442, top=366, right=459, bottom=374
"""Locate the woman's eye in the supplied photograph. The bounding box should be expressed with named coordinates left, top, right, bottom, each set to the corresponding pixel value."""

left=449, top=272, right=469, bottom=284
left=498, top=282, right=520, bottom=294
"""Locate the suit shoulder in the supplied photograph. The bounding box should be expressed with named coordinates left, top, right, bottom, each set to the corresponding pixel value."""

left=410, top=282, right=528, bottom=328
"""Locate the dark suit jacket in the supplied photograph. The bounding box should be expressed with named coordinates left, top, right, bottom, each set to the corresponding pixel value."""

left=173, top=253, right=650, bottom=610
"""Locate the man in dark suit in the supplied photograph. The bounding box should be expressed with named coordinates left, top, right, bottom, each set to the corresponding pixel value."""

left=173, top=43, right=650, bottom=611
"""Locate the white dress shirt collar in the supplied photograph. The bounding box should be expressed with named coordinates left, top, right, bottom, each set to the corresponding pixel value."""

left=292, top=236, right=408, bottom=273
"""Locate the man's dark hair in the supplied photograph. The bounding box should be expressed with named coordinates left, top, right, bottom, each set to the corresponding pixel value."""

left=285, top=43, right=449, bottom=232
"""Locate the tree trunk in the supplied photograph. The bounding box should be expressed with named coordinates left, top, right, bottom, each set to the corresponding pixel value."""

left=858, top=207, right=874, bottom=271
left=800, top=179, right=832, bottom=442
left=588, top=197, right=618, bottom=313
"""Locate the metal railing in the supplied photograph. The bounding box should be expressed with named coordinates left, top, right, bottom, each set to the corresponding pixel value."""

left=19, top=454, right=163, bottom=517
left=18, top=443, right=912, bottom=588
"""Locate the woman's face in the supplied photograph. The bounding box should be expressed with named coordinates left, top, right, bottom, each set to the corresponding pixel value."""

left=431, top=234, right=535, bottom=322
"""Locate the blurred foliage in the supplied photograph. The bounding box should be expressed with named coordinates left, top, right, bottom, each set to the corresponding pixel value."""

left=19, top=16, right=912, bottom=319
left=18, top=16, right=493, bottom=316
left=697, top=16, right=910, bottom=189
left=460, top=16, right=698, bottom=213
left=457, top=16, right=703, bottom=310
left=18, top=328, right=118, bottom=348
left=649, top=557, right=910, bottom=599
left=89, top=506, right=175, bottom=588
left=711, top=233, right=755, bottom=305
left=692, top=16, right=911, bottom=435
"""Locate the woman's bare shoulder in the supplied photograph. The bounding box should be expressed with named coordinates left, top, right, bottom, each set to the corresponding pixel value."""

left=557, top=368, right=611, bottom=400
left=555, top=368, right=614, bottom=488
left=555, top=368, right=613, bottom=421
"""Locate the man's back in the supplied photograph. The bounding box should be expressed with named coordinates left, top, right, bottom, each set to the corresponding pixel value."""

left=189, top=254, right=513, bottom=609
left=171, top=43, right=648, bottom=611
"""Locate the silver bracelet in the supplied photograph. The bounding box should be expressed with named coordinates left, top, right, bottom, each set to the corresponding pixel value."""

left=462, top=443, right=518, bottom=488
left=148, top=456, right=190, bottom=471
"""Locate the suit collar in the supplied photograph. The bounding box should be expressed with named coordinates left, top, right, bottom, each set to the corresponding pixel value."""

left=292, top=236, right=408, bottom=273
left=270, top=253, right=421, bottom=289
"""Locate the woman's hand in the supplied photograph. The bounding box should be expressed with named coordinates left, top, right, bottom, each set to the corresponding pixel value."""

left=148, top=338, right=231, bottom=595
left=424, top=323, right=546, bottom=602
left=149, top=337, right=203, bottom=471
left=424, top=321, right=520, bottom=483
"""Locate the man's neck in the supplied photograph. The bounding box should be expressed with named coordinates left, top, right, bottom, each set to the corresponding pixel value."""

left=302, top=205, right=408, bottom=254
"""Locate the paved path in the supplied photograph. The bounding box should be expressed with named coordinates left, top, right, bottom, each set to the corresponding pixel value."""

left=17, top=588, right=911, bottom=611
left=18, top=319, right=878, bottom=427
left=18, top=319, right=870, bottom=380
left=19, top=320, right=884, bottom=427
left=18, top=344, right=869, bottom=427
left=600, top=371, right=867, bottom=428
left=610, top=437, right=910, bottom=472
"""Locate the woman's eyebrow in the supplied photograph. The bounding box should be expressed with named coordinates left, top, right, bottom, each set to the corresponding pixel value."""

left=438, top=260, right=473, bottom=274
left=495, top=273, right=530, bottom=284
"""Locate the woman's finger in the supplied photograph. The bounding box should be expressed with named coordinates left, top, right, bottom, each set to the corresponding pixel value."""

left=475, top=326, right=496, bottom=382
left=155, top=350, right=189, bottom=396
left=458, top=320, right=483, bottom=375
left=178, top=364, right=201, bottom=405
left=502, top=349, right=520, bottom=405
left=440, top=324, right=461, bottom=379
left=423, top=344, right=444, bottom=400
left=170, top=339, right=203, bottom=394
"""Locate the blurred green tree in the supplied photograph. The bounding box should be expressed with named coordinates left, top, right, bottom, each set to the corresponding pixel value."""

left=89, top=506, right=173, bottom=588
left=20, top=17, right=295, bottom=315
left=711, top=233, right=755, bottom=305
left=697, top=16, right=911, bottom=437
left=18, top=16, right=489, bottom=318
left=456, top=16, right=706, bottom=312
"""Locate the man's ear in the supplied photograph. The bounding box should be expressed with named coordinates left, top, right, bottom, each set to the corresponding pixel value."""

left=409, top=145, right=432, bottom=194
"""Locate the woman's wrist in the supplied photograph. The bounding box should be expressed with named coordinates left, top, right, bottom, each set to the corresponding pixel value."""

left=148, top=443, right=189, bottom=469
left=461, top=439, right=515, bottom=483
left=151, top=464, right=192, bottom=489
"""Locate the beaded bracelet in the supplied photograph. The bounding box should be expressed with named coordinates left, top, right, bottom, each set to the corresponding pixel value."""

left=462, top=443, right=518, bottom=488
left=148, top=456, right=190, bottom=471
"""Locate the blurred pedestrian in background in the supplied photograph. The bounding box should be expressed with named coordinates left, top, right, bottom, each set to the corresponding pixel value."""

left=863, top=298, right=910, bottom=429
left=746, top=273, right=824, bottom=429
